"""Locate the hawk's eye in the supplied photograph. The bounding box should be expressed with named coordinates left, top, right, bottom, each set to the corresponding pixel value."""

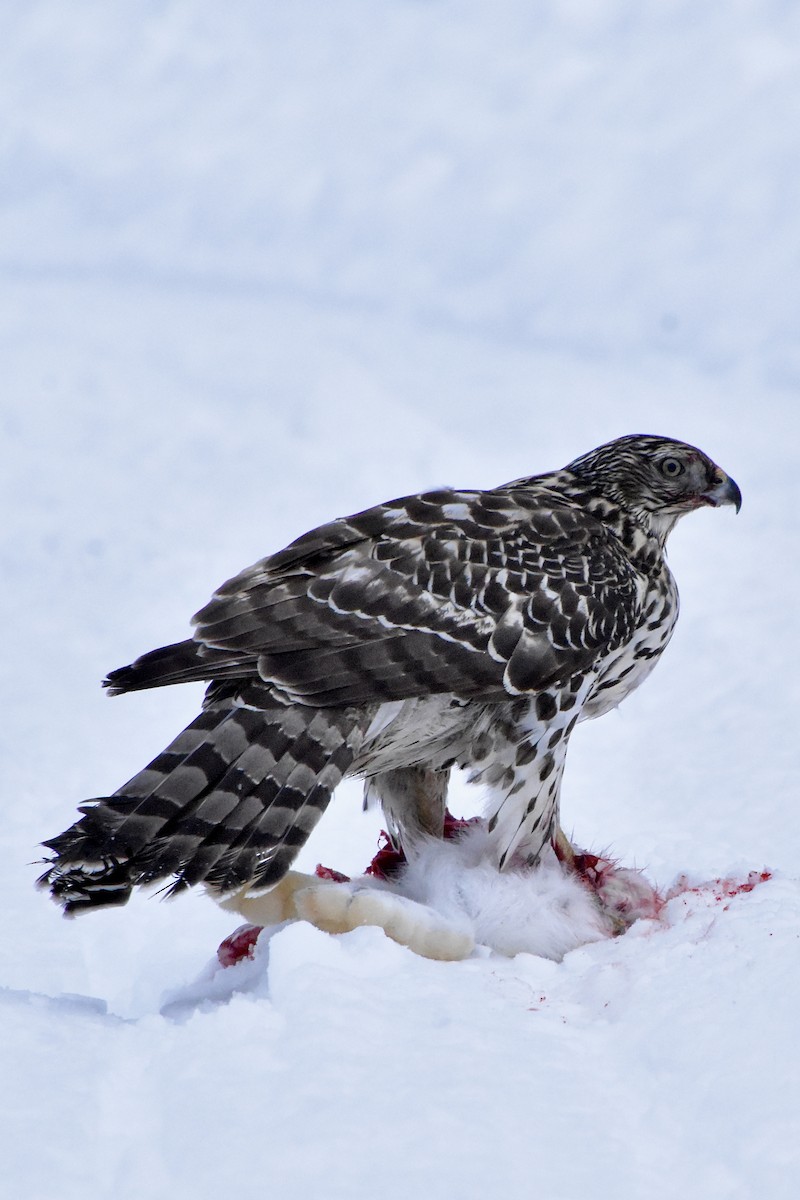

left=660, top=457, right=685, bottom=478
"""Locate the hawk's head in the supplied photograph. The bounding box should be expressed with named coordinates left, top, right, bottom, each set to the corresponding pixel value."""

left=567, top=434, right=741, bottom=541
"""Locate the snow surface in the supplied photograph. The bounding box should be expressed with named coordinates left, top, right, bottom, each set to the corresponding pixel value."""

left=2, top=3, right=800, bottom=1197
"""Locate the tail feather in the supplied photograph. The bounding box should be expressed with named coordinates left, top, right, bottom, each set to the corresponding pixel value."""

left=40, top=690, right=371, bottom=915
left=155, top=706, right=365, bottom=893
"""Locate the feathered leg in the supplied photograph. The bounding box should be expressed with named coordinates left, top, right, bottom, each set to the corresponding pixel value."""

left=363, top=765, right=450, bottom=848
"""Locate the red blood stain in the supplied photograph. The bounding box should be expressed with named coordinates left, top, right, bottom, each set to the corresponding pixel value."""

left=712, top=869, right=772, bottom=899
left=442, top=810, right=482, bottom=839
left=668, top=869, right=772, bottom=904
left=364, top=832, right=407, bottom=880
left=365, top=809, right=480, bottom=879
left=314, top=864, right=351, bottom=882
left=217, top=923, right=263, bottom=967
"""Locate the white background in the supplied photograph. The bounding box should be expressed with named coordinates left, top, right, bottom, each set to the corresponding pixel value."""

left=2, top=4, right=799, bottom=1197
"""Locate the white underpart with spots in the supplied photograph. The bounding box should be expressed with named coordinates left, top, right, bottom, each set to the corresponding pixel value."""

left=584, top=566, right=679, bottom=720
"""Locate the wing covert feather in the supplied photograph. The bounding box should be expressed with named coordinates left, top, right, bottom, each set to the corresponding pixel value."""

left=191, top=487, right=641, bottom=705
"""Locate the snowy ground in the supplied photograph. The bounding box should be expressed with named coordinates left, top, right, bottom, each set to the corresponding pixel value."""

left=2, top=3, right=800, bottom=1197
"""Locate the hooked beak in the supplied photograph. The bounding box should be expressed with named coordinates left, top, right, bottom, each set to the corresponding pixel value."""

left=702, top=470, right=742, bottom=513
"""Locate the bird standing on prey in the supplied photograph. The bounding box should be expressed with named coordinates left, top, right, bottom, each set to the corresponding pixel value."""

left=40, top=434, right=741, bottom=916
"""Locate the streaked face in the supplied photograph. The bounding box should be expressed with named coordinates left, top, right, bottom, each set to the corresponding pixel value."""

left=568, top=434, right=741, bottom=525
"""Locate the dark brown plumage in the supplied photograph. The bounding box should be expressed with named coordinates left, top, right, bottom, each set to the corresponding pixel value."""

left=40, top=434, right=740, bottom=914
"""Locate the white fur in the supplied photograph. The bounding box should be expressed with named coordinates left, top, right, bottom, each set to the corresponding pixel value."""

left=396, top=826, right=615, bottom=960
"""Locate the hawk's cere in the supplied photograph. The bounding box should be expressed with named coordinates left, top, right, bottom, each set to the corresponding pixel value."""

left=40, top=434, right=741, bottom=915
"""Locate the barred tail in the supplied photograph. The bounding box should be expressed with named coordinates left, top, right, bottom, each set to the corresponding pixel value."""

left=39, top=689, right=371, bottom=915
